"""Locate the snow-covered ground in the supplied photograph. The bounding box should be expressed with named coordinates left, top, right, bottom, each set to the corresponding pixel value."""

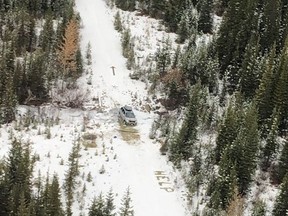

left=0, top=0, right=190, bottom=215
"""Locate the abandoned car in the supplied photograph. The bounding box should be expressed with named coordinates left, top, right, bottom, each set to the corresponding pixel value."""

left=119, top=105, right=137, bottom=125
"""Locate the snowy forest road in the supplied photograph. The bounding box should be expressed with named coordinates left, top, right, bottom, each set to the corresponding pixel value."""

left=75, top=0, right=188, bottom=215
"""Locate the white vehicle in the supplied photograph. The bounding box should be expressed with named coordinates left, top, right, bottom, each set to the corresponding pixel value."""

left=119, top=105, right=137, bottom=125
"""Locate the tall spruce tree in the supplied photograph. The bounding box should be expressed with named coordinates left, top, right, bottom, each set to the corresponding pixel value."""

left=273, top=38, right=288, bottom=134
left=232, top=103, right=259, bottom=195
left=238, top=33, right=261, bottom=100
left=255, top=46, right=278, bottom=133
left=259, top=0, right=281, bottom=54
left=211, top=149, right=238, bottom=210
left=261, top=108, right=280, bottom=171
left=197, top=0, right=213, bottom=34
left=88, top=194, right=105, bottom=216
left=169, top=82, right=202, bottom=164
left=119, top=187, right=134, bottom=216
left=104, top=188, right=116, bottom=216
left=214, top=100, right=240, bottom=163
left=272, top=174, right=288, bottom=216
left=278, top=139, right=288, bottom=183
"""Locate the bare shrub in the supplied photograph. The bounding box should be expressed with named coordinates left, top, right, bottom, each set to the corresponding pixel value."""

left=51, top=81, right=89, bottom=108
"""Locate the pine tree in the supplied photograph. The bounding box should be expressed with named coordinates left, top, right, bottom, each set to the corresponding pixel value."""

left=121, top=28, right=132, bottom=59
left=64, top=140, right=80, bottom=216
left=278, top=139, right=288, bottom=183
left=261, top=108, right=280, bottom=171
left=232, top=103, right=260, bottom=195
left=27, top=51, right=48, bottom=102
left=255, top=46, right=277, bottom=132
left=259, top=0, right=281, bottom=54
left=215, top=101, right=240, bottom=163
left=155, top=37, right=172, bottom=76
left=114, top=11, right=123, bottom=32
left=88, top=194, right=105, bottom=216
left=273, top=38, right=288, bottom=134
left=211, top=149, right=238, bottom=210
left=39, top=13, right=55, bottom=52
left=5, top=140, right=33, bottom=215
left=251, top=200, right=266, bottom=216
left=272, top=174, right=288, bottom=216
left=46, top=174, right=64, bottom=216
left=197, top=0, right=213, bottom=34
left=169, top=82, right=202, bottom=164
left=238, top=33, right=261, bottom=100
left=119, top=187, right=134, bottom=216
left=104, top=188, right=116, bottom=216
left=17, top=191, right=30, bottom=216
left=115, top=0, right=136, bottom=11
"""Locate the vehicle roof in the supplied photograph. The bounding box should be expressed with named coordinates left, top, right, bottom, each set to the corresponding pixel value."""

left=123, top=105, right=133, bottom=111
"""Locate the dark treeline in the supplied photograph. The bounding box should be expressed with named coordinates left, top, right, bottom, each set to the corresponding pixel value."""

left=0, top=0, right=83, bottom=124
left=115, top=0, right=288, bottom=214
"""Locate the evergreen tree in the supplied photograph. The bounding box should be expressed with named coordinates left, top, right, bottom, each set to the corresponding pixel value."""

left=255, top=46, right=277, bottom=132
left=278, top=139, right=288, bottom=183
left=39, top=13, right=55, bottom=52
left=121, top=28, right=132, bottom=59
left=5, top=140, right=33, bottom=216
left=64, top=140, right=80, bottom=216
left=272, top=174, right=288, bottom=216
left=104, top=189, right=116, bottom=216
left=215, top=101, right=240, bottom=163
left=197, top=0, right=213, bottom=34
left=114, top=11, right=123, bottom=32
left=238, top=33, right=261, bottom=100
left=169, top=82, right=202, bottom=163
left=232, top=103, right=259, bottom=195
left=17, top=191, right=30, bottom=216
left=88, top=194, right=105, bottom=216
left=119, top=187, right=134, bottom=216
left=46, top=174, right=64, bottom=216
left=251, top=200, right=266, bottom=216
left=273, top=38, right=288, bottom=134
left=75, top=49, right=83, bottom=78
left=261, top=108, right=280, bottom=171
left=27, top=51, right=49, bottom=102
left=211, top=150, right=238, bottom=210
left=259, top=0, right=281, bottom=54
left=115, top=0, right=136, bottom=11
left=155, top=37, right=171, bottom=76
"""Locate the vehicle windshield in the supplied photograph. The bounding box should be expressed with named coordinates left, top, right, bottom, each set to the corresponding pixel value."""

left=126, top=111, right=135, bottom=118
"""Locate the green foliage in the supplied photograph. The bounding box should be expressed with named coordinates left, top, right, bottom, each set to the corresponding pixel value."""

left=89, top=194, right=106, bottom=216
left=169, top=82, right=203, bottom=164
left=119, top=187, right=134, bottom=216
left=115, top=0, right=136, bottom=11
left=155, top=37, right=172, bottom=76
left=261, top=108, right=280, bottom=171
left=114, top=11, right=123, bottom=32
left=64, top=140, right=81, bottom=215
left=197, top=0, right=213, bottom=34
left=88, top=190, right=116, bottom=216
left=272, top=174, right=288, bottom=216
left=251, top=200, right=266, bottom=216
left=278, top=140, right=288, bottom=183
left=214, top=100, right=240, bottom=163
left=232, top=103, right=260, bottom=195
left=210, top=150, right=238, bottom=210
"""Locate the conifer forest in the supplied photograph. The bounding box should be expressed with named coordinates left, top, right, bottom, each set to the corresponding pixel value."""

left=0, top=0, right=288, bottom=215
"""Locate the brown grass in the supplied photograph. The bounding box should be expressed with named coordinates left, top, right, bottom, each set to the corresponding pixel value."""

left=118, top=124, right=140, bottom=144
